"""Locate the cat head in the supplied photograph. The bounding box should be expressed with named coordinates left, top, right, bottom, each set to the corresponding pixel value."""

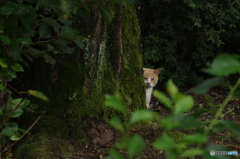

left=143, top=68, right=162, bottom=87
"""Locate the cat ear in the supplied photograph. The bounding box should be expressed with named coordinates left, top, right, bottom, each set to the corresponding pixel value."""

left=154, top=68, right=162, bottom=75
left=143, top=68, right=147, bottom=71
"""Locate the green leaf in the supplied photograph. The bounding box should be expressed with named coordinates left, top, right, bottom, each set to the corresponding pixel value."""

left=42, top=54, right=55, bottom=64
left=127, top=134, right=145, bottom=158
left=39, top=24, right=52, bottom=39
left=212, top=122, right=225, bottom=132
left=22, top=52, right=33, bottom=62
left=0, top=1, right=17, bottom=15
left=53, top=40, right=74, bottom=54
left=1, top=127, right=15, bottom=137
left=191, top=77, right=227, bottom=94
left=21, top=18, right=33, bottom=30
left=130, top=109, right=157, bottom=124
left=116, top=137, right=129, bottom=149
left=153, top=132, right=175, bottom=150
left=7, top=49, right=22, bottom=61
left=16, top=37, right=32, bottom=45
left=19, top=99, right=30, bottom=109
left=28, top=90, right=48, bottom=101
left=58, top=16, right=73, bottom=25
left=44, top=18, right=60, bottom=34
left=108, top=149, right=125, bottom=159
left=0, top=24, right=3, bottom=29
left=180, top=133, right=208, bottom=144
left=60, top=0, right=72, bottom=16
left=222, top=120, right=240, bottom=139
left=11, top=108, right=24, bottom=118
left=12, top=63, right=24, bottom=72
left=0, top=59, right=8, bottom=68
left=202, top=53, right=240, bottom=76
left=7, top=69, right=17, bottom=78
left=174, top=94, right=194, bottom=115
left=167, top=80, right=178, bottom=99
left=105, top=94, right=126, bottom=114
left=0, top=35, right=11, bottom=45
left=1, top=122, right=18, bottom=137
left=60, top=25, right=78, bottom=37
left=5, top=122, right=18, bottom=131
left=178, top=116, right=203, bottom=129
left=9, top=98, right=30, bottom=109
left=191, top=108, right=211, bottom=118
left=153, top=90, right=172, bottom=109
left=0, top=83, right=5, bottom=90
left=73, top=39, right=85, bottom=50
left=0, top=109, right=3, bottom=115
left=47, top=44, right=54, bottom=50
left=97, top=2, right=113, bottom=23
left=108, top=115, right=125, bottom=133
left=180, top=148, right=203, bottom=157
left=10, top=133, right=20, bottom=141
left=161, top=115, right=179, bottom=131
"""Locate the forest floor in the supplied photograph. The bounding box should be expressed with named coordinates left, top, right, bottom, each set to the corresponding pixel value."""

left=61, top=85, right=240, bottom=159
left=26, top=85, right=240, bottom=159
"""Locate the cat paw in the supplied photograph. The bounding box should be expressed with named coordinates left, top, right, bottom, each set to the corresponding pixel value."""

left=147, top=105, right=152, bottom=109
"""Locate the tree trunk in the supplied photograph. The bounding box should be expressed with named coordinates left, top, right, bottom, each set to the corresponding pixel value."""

left=14, top=3, right=144, bottom=158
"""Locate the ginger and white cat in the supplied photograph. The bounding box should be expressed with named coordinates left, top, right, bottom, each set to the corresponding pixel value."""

left=143, top=68, right=162, bottom=109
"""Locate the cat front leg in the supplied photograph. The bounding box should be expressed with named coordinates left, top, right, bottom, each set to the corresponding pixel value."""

left=145, top=87, right=153, bottom=109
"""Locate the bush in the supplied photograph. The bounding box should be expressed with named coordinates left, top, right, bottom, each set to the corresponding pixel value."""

left=105, top=53, right=240, bottom=159
left=138, top=0, right=240, bottom=84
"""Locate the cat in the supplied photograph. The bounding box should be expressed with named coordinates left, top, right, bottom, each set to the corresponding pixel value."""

left=143, top=68, right=162, bottom=109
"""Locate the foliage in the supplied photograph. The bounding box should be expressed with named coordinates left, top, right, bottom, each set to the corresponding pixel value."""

left=105, top=53, right=240, bottom=159
left=0, top=86, right=47, bottom=156
left=0, top=0, right=137, bottom=156
left=139, top=0, right=240, bottom=84
left=0, top=0, right=80, bottom=156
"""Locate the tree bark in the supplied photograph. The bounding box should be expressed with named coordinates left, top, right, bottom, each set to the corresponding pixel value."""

left=14, top=3, right=144, bottom=158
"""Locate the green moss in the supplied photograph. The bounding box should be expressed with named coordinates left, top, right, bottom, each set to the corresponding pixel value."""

left=14, top=133, right=73, bottom=159
left=33, top=115, right=70, bottom=138
left=15, top=4, right=144, bottom=155
left=121, top=5, right=145, bottom=110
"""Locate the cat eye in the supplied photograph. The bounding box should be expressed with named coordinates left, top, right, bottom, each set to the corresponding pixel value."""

left=151, top=78, right=154, bottom=80
left=144, top=78, right=147, bottom=80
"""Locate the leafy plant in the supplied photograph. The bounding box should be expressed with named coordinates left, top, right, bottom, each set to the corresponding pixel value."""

left=0, top=81, right=48, bottom=156
left=105, top=53, right=240, bottom=159
left=0, top=0, right=136, bottom=157
left=0, top=0, right=77, bottom=157
left=139, top=0, right=240, bottom=84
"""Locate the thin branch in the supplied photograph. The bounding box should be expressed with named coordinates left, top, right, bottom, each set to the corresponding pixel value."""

left=209, top=78, right=240, bottom=129
left=5, top=111, right=45, bottom=150
left=31, top=38, right=56, bottom=45
left=6, top=83, right=22, bottom=95
left=0, top=98, right=25, bottom=129
left=33, top=14, right=56, bottom=29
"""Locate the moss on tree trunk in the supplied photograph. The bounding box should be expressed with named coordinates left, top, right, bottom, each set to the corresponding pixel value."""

left=14, top=3, right=144, bottom=158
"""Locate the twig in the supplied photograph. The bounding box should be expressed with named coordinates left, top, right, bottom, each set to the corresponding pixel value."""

left=31, top=38, right=56, bottom=45
left=0, top=98, right=25, bottom=129
left=5, top=111, right=45, bottom=151
left=209, top=78, right=240, bottom=129
left=194, top=78, right=240, bottom=158
left=6, top=83, right=22, bottom=95
left=33, top=14, right=56, bottom=29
